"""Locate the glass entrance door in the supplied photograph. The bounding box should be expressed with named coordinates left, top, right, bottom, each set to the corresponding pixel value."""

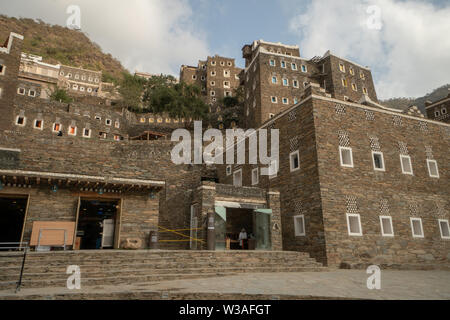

left=253, top=210, right=271, bottom=250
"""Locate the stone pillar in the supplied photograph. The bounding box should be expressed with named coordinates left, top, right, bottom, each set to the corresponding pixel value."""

left=198, top=181, right=216, bottom=250
left=207, top=210, right=215, bottom=251
left=267, top=189, right=282, bottom=251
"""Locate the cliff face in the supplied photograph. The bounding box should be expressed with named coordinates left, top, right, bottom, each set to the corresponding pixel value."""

left=0, top=15, right=128, bottom=82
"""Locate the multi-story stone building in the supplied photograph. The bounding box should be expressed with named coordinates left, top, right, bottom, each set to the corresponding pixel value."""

left=425, top=92, right=450, bottom=123
left=242, top=40, right=378, bottom=128
left=180, top=55, right=242, bottom=116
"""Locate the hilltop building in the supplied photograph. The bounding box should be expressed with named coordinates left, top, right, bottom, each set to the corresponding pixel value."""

left=425, top=91, right=450, bottom=123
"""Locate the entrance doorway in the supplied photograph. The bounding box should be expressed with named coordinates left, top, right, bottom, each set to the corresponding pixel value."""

left=76, top=199, right=119, bottom=250
left=0, top=196, right=28, bottom=247
left=214, top=207, right=271, bottom=251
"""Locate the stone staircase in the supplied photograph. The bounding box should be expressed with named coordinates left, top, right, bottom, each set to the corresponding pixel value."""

left=0, top=250, right=325, bottom=291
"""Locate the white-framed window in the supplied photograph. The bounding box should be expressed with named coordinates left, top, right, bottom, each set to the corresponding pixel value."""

left=341, top=78, right=348, bottom=87
left=301, top=64, right=307, bottom=73
left=75, top=74, right=79, bottom=80
left=251, top=167, right=259, bottom=185
left=344, top=96, right=350, bottom=101
left=81, top=75, right=86, bottom=81
left=115, top=121, right=120, bottom=129
left=442, top=107, right=447, bottom=114
left=226, top=165, right=232, bottom=176
left=210, top=90, right=216, bottom=96
left=210, top=81, right=215, bottom=86
left=281, top=61, right=286, bottom=68
left=372, top=151, right=385, bottom=171
left=360, top=70, right=365, bottom=79
left=33, top=119, right=43, bottom=130
left=114, top=135, right=121, bottom=141
left=233, top=169, right=242, bottom=187
left=211, top=71, right=216, bottom=76
left=15, top=116, right=26, bottom=126
left=410, top=218, right=424, bottom=238
left=271, top=96, right=277, bottom=103
left=220, top=61, right=225, bottom=66
left=28, top=90, right=36, bottom=97
left=68, top=73, right=72, bottom=78
left=224, top=91, right=232, bottom=97
left=223, top=81, right=230, bottom=88
left=68, top=125, right=77, bottom=136
left=400, top=155, right=413, bottom=175
left=52, top=123, right=62, bottom=133
left=192, top=75, right=197, bottom=80
left=351, top=83, right=357, bottom=91
left=223, top=70, right=230, bottom=77
left=60, top=71, right=64, bottom=76
left=282, top=78, right=289, bottom=86
left=211, top=60, right=216, bottom=66
left=339, top=63, right=346, bottom=73
left=227, top=61, right=232, bottom=66
left=88, top=76, right=92, bottom=82
left=139, top=117, right=146, bottom=123
left=438, top=219, right=450, bottom=239
left=0, top=64, right=5, bottom=75
left=379, top=216, right=394, bottom=237
left=349, top=67, right=355, bottom=75
left=435, top=110, right=441, bottom=117
left=269, top=59, right=276, bottom=67
left=269, top=113, right=275, bottom=118
left=339, top=146, right=354, bottom=168
left=363, top=87, right=368, bottom=95
left=290, top=150, right=300, bottom=172
left=346, top=213, right=362, bottom=236
left=426, top=159, right=439, bottom=178
left=201, top=76, right=205, bottom=81
left=293, top=215, right=306, bottom=236
left=105, top=119, right=112, bottom=126
left=87, top=87, right=92, bottom=93
left=82, top=128, right=91, bottom=138
left=282, top=97, right=289, bottom=104
left=291, top=63, right=297, bottom=70
left=72, top=84, right=78, bottom=90
left=292, top=80, right=299, bottom=88
left=80, top=86, right=85, bottom=92
left=271, top=76, right=277, bottom=84
left=94, top=78, right=99, bottom=83
left=17, top=87, right=26, bottom=95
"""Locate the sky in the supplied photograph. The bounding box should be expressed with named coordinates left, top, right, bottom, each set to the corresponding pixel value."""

left=0, top=0, right=449, bottom=99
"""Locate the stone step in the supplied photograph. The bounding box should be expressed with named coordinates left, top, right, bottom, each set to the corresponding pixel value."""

left=0, top=265, right=326, bottom=281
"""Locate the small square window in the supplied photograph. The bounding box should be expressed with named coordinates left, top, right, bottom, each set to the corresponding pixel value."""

left=347, top=213, right=362, bottom=236
left=210, top=81, right=215, bottom=86
left=53, top=123, right=62, bottom=132
left=281, top=61, right=286, bottom=68
left=233, top=169, right=242, bottom=187
left=223, top=81, right=230, bottom=88
left=223, top=70, right=230, bottom=77
left=140, top=117, right=146, bottom=123
left=192, top=75, right=197, bottom=80
left=426, top=159, right=439, bottom=178
left=105, top=119, right=112, bottom=126
left=83, top=128, right=91, bottom=138
left=400, top=155, right=413, bottom=175
left=271, top=76, right=277, bottom=84
left=17, top=88, right=26, bottom=95
left=226, top=165, right=232, bottom=176
left=269, top=60, right=276, bottom=67
left=271, top=96, right=277, bottom=103
left=363, top=87, right=368, bottom=95
left=380, top=216, right=394, bottom=237
left=301, top=65, right=307, bottom=73
left=372, top=151, right=385, bottom=171
left=339, top=146, right=353, bottom=168
left=28, top=90, right=36, bottom=97
left=410, top=218, right=424, bottom=238
left=33, top=119, right=43, bottom=130
left=15, top=116, right=26, bottom=126
left=211, top=91, right=216, bottom=96
left=294, top=215, right=306, bottom=236
left=68, top=126, right=77, bottom=136
left=290, top=150, right=300, bottom=172
left=282, top=78, right=288, bottom=86
left=211, top=71, right=216, bottom=76
left=291, top=63, right=297, bottom=70
left=438, top=219, right=450, bottom=239
left=282, top=97, right=289, bottom=104
left=251, top=167, right=259, bottom=185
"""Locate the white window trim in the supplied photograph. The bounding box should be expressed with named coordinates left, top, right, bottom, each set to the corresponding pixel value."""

left=282, top=98, right=289, bottom=105
left=271, top=96, right=277, bottom=104
left=293, top=215, right=306, bottom=236
left=301, top=64, right=307, bottom=73
left=82, top=128, right=91, bottom=138
left=410, top=217, right=424, bottom=238
left=271, top=76, right=277, bottom=84
left=226, top=165, right=232, bottom=176
left=251, top=167, right=259, bottom=185
left=33, top=119, right=43, bottom=130
left=400, top=154, right=413, bottom=175
left=426, top=159, right=439, bottom=178
left=52, top=123, right=62, bottom=133
left=15, top=116, right=26, bottom=127
left=291, top=63, right=297, bottom=70
left=68, top=126, right=77, bottom=136
left=233, top=169, right=243, bottom=187
left=0, top=65, right=5, bottom=75
left=379, top=216, right=394, bottom=237
left=105, top=119, right=112, bottom=126
left=281, top=61, right=286, bottom=68
left=290, top=150, right=300, bottom=172
left=293, top=80, right=299, bottom=88
left=346, top=213, right=362, bottom=236
left=372, top=151, right=385, bottom=172
left=282, top=78, right=289, bottom=86
left=269, top=59, right=276, bottom=67
left=339, top=146, right=354, bottom=168
left=438, top=219, right=450, bottom=240
left=28, top=90, right=36, bottom=97
left=17, top=87, right=26, bottom=95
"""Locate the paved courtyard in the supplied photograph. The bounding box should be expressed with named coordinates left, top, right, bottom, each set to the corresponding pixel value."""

left=1, top=270, right=449, bottom=300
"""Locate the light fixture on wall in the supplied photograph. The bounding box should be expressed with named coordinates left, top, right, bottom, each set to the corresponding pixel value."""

left=51, top=185, right=58, bottom=193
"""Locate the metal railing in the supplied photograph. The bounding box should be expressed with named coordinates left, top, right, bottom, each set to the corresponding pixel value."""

left=0, top=241, right=29, bottom=292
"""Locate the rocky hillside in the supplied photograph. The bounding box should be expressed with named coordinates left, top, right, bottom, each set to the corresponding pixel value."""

left=0, top=15, right=128, bottom=82
left=381, top=84, right=450, bottom=113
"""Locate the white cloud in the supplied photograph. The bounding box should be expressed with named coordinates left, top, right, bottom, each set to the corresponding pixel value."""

left=0, top=0, right=210, bottom=77
left=289, top=0, right=450, bottom=99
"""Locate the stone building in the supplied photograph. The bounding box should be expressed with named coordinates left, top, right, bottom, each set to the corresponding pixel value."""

left=241, top=40, right=378, bottom=128
left=219, top=83, right=449, bottom=267
left=425, top=92, right=450, bottom=123
left=180, top=55, right=242, bottom=128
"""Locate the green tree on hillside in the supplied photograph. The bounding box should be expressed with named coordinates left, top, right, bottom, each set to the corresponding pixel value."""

left=49, top=88, right=72, bottom=103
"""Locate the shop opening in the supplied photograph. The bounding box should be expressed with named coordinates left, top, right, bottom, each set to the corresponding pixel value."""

left=214, top=207, right=271, bottom=250
left=0, top=196, right=27, bottom=247
left=76, top=199, right=118, bottom=250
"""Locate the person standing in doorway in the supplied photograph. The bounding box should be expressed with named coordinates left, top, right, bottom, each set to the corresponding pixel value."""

left=238, top=228, right=247, bottom=250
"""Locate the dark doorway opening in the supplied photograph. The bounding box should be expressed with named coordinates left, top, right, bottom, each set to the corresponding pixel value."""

left=0, top=196, right=27, bottom=247
left=77, top=199, right=118, bottom=250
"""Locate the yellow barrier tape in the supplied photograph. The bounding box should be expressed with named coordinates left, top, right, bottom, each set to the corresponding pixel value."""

left=157, top=225, right=205, bottom=243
